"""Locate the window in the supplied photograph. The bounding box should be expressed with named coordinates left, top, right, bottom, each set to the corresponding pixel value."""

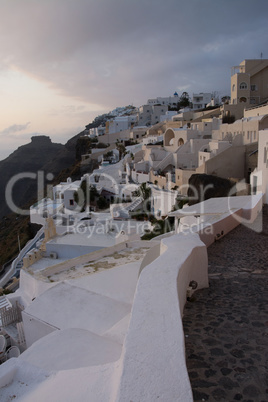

left=252, top=176, right=257, bottom=194
left=251, top=85, right=257, bottom=91
left=239, top=82, right=247, bottom=90
left=69, top=199, right=74, bottom=206
left=232, top=84, right=235, bottom=92
left=264, top=147, right=267, bottom=164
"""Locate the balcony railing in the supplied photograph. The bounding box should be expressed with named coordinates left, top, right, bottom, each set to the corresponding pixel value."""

left=231, top=66, right=245, bottom=76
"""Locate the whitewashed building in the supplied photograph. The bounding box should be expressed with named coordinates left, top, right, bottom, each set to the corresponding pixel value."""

left=192, top=93, right=212, bottom=110
left=250, top=129, right=268, bottom=204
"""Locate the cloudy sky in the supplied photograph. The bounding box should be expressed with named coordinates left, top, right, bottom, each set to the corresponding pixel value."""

left=0, top=0, right=267, bottom=160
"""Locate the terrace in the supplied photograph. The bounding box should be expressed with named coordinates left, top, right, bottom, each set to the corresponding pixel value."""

left=0, top=194, right=265, bottom=401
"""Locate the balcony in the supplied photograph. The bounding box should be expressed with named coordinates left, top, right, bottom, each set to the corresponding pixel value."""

left=231, top=65, right=245, bottom=76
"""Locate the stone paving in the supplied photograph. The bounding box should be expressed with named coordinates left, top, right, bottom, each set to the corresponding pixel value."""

left=183, top=205, right=268, bottom=402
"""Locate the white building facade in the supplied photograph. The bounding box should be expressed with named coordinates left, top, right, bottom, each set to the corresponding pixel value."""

left=192, top=93, right=212, bottom=110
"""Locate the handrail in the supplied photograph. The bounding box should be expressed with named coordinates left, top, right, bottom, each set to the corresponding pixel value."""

left=12, top=227, right=45, bottom=272
left=154, top=151, right=174, bottom=171
left=0, top=258, right=16, bottom=276
left=0, top=227, right=45, bottom=288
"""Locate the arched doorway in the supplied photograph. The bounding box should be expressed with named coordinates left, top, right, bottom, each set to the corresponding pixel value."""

left=164, top=129, right=175, bottom=146
left=260, top=115, right=268, bottom=130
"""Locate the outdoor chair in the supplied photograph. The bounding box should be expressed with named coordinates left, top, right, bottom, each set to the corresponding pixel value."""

left=6, top=345, right=21, bottom=359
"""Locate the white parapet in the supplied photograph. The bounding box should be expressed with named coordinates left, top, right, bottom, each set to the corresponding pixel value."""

left=116, top=232, right=208, bottom=402
left=0, top=232, right=208, bottom=401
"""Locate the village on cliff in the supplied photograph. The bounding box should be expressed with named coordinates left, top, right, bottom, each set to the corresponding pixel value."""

left=0, top=58, right=267, bottom=401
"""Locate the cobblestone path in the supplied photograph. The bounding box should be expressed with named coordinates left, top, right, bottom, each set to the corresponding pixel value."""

left=183, top=206, right=268, bottom=402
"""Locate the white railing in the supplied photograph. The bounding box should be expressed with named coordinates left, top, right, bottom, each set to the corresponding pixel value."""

left=0, top=302, right=23, bottom=327
left=0, top=227, right=44, bottom=288
left=154, top=152, right=174, bottom=172
left=124, top=197, right=142, bottom=212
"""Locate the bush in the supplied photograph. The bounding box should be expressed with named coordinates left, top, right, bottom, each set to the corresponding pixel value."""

left=222, top=115, right=235, bottom=124
left=96, top=142, right=108, bottom=148
left=141, top=217, right=174, bottom=240
left=97, top=196, right=109, bottom=210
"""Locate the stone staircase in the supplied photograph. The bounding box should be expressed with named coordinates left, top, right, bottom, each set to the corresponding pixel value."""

left=154, top=152, right=174, bottom=172
left=112, top=197, right=143, bottom=219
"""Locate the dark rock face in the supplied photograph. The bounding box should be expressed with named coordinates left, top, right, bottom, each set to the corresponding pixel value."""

left=0, top=135, right=77, bottom=218
left=187, top=174, right=234, bottom=205
left=30, top=135, right=52, bottom=144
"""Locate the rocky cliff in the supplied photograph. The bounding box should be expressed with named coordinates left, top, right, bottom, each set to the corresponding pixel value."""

left=0, top=135, right=77, bottom=219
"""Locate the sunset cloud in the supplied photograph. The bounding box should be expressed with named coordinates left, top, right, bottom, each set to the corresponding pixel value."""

left=0, top=0, right=267, bottom=159
left=0, top=0, right=267, bottom=108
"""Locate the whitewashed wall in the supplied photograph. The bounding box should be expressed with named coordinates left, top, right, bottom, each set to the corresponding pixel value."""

left=116, top=233, right=208, bottom=402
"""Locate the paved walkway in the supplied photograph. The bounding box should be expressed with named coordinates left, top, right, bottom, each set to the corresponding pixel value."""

left=183, top=206, right=268, bottom=402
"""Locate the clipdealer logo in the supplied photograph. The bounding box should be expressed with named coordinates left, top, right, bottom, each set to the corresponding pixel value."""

left=4, top=171, right=262, bottom=234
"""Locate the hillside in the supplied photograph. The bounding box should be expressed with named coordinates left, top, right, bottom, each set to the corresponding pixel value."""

left=0, top=135, right=76, bottom=219
left=0, top=134, right=82, bottom=267
left=0, top=105, right=136, bottom=266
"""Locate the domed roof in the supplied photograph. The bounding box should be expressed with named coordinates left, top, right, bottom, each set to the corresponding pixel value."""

left=174, top=91, right=178, bottom=97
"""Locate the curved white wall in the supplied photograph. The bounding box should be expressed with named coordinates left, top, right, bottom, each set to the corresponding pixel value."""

left=116, top=233, right=208, bottom=402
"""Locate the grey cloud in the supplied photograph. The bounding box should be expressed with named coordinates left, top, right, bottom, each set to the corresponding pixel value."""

left=48, top=104, right=86, bottom=116
left=0, top=0, right=267, bottom=109
left=0, top=122, right=31, bottom=136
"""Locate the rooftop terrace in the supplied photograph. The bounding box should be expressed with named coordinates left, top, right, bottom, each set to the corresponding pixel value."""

left=0, top=196, right=265, bottom=401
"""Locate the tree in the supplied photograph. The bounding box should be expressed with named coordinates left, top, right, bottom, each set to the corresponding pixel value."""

left=97, top=196, right=109, bottom=210
left=74, top=181, right=98, bottom=211
left=179, top=92, right=192, bottom=108
left=138, top=183, right=151, bottom=213
left=116, top=142, right=126, bottom=160
left=222, top=115, right=235, bottom=124
left=139, top=182, right=151, bottom=200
